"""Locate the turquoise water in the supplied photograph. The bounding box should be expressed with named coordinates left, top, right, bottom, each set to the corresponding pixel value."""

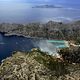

left=47, top=40, right=69, bottom=48
left=47, top=40, right=65, bottom=43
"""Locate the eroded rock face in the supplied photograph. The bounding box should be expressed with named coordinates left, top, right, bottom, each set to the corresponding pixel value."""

left=0, top=49, right=80, bottom=80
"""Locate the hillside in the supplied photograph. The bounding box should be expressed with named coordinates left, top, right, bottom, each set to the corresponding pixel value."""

left=0, top=48, right=80, bottom=80
left=0, top=21, right=80, bottom=43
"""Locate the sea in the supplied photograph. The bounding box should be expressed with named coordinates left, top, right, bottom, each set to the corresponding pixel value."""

left=0, top=33, right=68, bottom=61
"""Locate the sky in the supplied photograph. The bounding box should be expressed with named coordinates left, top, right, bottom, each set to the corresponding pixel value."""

left=0, top=0, right=79, bottom=10
left=0, top=0, right=80, bottom=4
left=0, top=0, right=80, bottom=8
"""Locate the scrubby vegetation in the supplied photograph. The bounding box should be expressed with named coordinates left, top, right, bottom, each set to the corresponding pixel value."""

left=0, top=48, right=80, bottom=80
left=58, top=47, right=80, bottom=63
left=0, top=49, right=68, bottom=80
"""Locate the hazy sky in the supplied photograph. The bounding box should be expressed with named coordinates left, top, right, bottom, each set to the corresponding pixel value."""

left=0, top=0, right=79, bottom=4
left=0, top=0, right=80, bottom=23
left=0, top=0, right=79, bottom=9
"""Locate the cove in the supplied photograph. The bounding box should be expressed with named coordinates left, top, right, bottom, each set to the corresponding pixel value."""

left=0, top=33, right=68, bottom=61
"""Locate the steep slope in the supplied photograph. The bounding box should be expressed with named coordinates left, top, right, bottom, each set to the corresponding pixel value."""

left=0, top=48, right=80, bottom=80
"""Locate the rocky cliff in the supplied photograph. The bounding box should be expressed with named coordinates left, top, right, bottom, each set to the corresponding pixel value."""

left=0, top=21, right=80, bottom=43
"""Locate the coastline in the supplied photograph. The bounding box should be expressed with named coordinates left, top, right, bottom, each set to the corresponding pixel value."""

left=0, top=20, right=80, bottom=43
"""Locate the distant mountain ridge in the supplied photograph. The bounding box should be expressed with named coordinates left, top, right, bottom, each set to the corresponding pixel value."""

left=32, top=4, right=62, bottom=8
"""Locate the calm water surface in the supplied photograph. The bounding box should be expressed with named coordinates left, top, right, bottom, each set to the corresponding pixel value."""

left=0, top=33, right=67, bottom=61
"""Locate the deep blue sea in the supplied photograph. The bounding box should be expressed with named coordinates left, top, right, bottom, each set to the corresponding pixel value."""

left=0, top=33, right=67, bottom=61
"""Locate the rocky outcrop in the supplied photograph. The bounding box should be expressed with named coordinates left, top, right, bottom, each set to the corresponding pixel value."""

left=0, top=48, right=80, bottom=80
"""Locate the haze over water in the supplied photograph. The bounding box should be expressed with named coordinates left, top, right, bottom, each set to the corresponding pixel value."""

left=0, top=0, right=80, bottom=23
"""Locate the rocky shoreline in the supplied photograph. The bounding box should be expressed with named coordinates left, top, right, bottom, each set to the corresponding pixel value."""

left=0, top=21, right=80, bottom=43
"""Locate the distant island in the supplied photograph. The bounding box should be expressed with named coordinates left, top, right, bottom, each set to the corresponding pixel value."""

left=32, top=4, right=62, bottom=8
